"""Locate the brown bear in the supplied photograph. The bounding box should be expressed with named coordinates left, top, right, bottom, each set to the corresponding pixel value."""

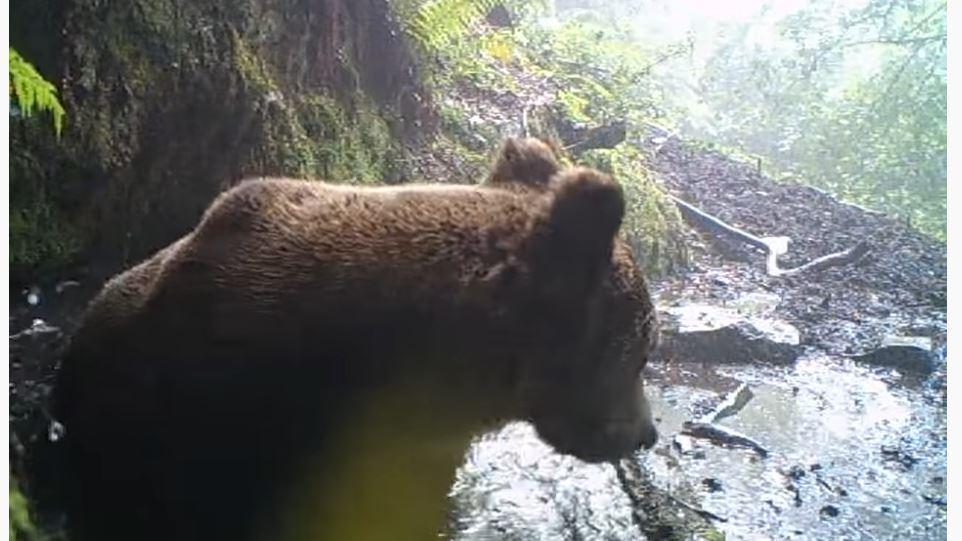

left=485, top=136, right=563, bottom=189
left=53, top=166, right=658, bottom=541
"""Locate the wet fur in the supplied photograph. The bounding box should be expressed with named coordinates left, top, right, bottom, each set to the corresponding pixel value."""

left=54, top=168, right=657, bottom=541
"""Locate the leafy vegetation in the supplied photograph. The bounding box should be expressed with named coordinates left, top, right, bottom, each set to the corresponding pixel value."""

left=393, top=1, right=690, bottom=275
left=660, top=0, right=947, bottom=238
left=9, top=49, right=79, bottom=271
left=404, top=0, right=504, bottom=49
left=9, top=478, right=39, bottom=541
left=9, top=48, right=66, bottom=136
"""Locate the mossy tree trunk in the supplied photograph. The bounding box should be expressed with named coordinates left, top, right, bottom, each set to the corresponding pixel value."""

left=10, top=0, right=437, bottom=284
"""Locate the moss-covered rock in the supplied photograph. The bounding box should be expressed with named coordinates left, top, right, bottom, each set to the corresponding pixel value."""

left=9, top=0, right=433, bottom=282
left=581, top=145, right=689, bottom=277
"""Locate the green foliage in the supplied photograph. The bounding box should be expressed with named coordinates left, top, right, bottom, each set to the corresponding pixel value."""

left=9, top=48, right=66, bottom=136
left=674, top=0, right=946, bottom=239
left=9, top=478, right=39, bottom=541
left=518, top=15, right=681, bottom=126
left=405, top=0, right=503, bottom=49
left=396, top=1, right=689, bottom=275
left=699, top=528, right=727, bottom=541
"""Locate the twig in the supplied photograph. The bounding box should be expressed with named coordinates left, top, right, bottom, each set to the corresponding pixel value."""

left=666, top=494, right=728, bottom=523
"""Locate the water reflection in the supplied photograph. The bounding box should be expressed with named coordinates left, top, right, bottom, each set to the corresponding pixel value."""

left=451, top=354, right=946, bottom=540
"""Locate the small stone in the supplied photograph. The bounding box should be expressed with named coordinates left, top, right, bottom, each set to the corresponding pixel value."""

left=880, top=445, right=919, bottom=469
left=853, top=336, right=935, bottom=374
left=819, top=505, right=840, bottom=518
left=787, top=465, right=806, bottom=480
left=702, top=478, right=723, bottom=492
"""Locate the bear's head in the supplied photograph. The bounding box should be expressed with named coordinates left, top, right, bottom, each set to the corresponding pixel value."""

left=486, top=137, right=562, bottom=188
left=513, top=166, right=659, bottom=462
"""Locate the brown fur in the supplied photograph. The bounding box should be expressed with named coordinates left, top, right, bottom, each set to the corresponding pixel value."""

left=54, top=167, right=658, bottom=541
left=485, top=136, right=563, bottom=188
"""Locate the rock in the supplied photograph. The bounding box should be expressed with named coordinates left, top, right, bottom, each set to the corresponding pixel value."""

left=880, top=445, right=919, bottom=470
left=785, top=465, right=806, bottom=481
left=657, top=303, right=802, bottom=365
left=9, top=318, right=67, bottom=428
left=852, top=336, right=935, bottom=374
left=819, top=505, right=840, bottom=518
left=672, top=434, right=697, bottom=455
left=485, top=4, right=514, bottom=28
left=701, top=478, right=723, bottom=492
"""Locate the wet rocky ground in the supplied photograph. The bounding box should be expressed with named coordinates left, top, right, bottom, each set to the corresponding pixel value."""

left=445, top=133, right=947, bottom=540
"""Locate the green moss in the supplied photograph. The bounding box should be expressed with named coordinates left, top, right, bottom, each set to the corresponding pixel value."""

left=231, top=31, right=402, bottom=183
left=9, top=203, right=82, bottom=271
left=699, top=527, right=727, bottom=541
left=581, top=145, right=688, bottom=277
left=10, top=0, right=421, bottom=280
left=9, top=146, right=82, bottom=272
left=292, top=94, right=403, bottom=183
left=9, top=478, right=39, bottom=541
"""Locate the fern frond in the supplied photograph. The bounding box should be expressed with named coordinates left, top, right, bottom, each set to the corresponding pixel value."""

left=407, top=0, right=502, bottom=50
left=10, top=47, right=66, bottom=136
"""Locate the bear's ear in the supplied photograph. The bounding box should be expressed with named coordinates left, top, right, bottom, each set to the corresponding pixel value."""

left=528, top=167, right=624, bottom=292
left=501, top=137, right=520, bottom=163
left=487, top=138, right=520, bottom=184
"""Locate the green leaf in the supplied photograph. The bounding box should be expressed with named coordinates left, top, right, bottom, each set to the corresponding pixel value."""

left=9, top=47, right=66, bottom=136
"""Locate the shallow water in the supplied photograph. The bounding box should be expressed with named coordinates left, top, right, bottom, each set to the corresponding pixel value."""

left=450, top=354, right=946, bottom=540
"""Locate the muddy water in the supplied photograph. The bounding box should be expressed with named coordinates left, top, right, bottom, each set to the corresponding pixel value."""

left=450, top=354, right=946, bottom=540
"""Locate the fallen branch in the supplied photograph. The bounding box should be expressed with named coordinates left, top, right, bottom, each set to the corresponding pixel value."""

left=699, top=382, right=754, bottom=424
left=668, top=194, right=871, bottom=277
left=669, top=194, right=770, bottom=253
left=681, top=421, right=770, bottom=458
left=770, top=241, right=871, bottom=277
left=666, top=494, right=729, bottom=523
